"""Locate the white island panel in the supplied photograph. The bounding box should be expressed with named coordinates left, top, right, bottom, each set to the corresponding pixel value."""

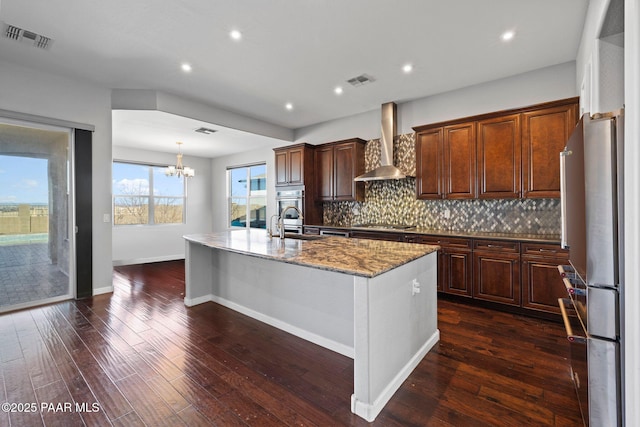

left=184, top=231, right=439, bottom=422
left=352, top=253, right=438, bottom=421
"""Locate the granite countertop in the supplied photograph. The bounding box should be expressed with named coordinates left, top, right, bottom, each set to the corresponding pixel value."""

left=314, top=225, right=561, bottom=244
left=184, top=230, right=439, bottom=278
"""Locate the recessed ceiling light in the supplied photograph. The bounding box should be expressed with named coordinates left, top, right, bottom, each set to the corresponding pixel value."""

left=285, top=102, right=293, bottom=111
left=230, top=29, right=242, bottom=41
left=501, top=30, right=515, bottom=41
left=402, top=63, right=413, bottom=73
left=181, top=63, right=192, bottom=72
left=334, top=86, right=343, bottom=95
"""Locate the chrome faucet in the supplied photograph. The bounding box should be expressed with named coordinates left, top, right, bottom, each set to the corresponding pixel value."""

left=278, top=205, right=303, bottom=239
left=267, top=214, right=280, bottom=238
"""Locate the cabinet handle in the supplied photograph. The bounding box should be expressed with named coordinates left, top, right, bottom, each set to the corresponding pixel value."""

left=486, top=244, right=502, bottom=248
left=538, top=248, right=557, bottom=253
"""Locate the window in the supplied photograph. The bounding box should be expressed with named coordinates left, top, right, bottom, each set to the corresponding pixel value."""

left=228, top=164, right=266, bottom=229
left=112, top=162, right=186, bottom=225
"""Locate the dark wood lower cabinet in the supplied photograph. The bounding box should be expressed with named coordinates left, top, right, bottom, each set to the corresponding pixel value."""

left=310, top=227, right=568, bottom=317
left=443, top=250, right=473, bottom=297
left=472, top=240, right=521, bottom=306
left=521, top=243, right=570, bottom=314
left=409, top=236, right=473, bottom=297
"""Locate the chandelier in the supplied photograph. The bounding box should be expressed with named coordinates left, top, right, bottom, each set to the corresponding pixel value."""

left=165, top=141, right=195, bottom=178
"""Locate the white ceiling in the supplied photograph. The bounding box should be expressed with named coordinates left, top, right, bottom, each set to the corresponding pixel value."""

left=112, top=110, right=286, bottom=158
left=0, top=0, right=588, bottom=157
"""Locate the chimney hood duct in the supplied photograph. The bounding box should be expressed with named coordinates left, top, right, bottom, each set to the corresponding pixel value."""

left=354, top=102, right=406, bottom=181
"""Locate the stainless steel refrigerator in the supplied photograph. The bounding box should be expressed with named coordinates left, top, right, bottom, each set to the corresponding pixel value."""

left=559, top=109, right=624, bottom=427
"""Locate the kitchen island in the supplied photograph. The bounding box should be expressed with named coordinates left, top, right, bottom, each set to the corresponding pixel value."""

left=183, top=229, right=439, bottom=421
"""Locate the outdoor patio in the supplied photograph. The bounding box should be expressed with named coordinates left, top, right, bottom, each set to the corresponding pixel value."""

left=0, top=239, right=68, bottom=309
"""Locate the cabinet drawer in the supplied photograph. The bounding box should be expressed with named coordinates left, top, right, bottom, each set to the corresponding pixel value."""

left=473, top=239, right=519, bottom=253
left=412, top=235, right=472, bottom=249
left=351, top=231, right=404, bottom=242
left=521, top=242, right=569, bottom=259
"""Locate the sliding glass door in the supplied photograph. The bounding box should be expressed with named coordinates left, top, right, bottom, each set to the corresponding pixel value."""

left=0, top=119, right=74, bottom=312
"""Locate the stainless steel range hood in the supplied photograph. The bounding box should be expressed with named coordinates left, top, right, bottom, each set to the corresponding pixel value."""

left=354, top=102, right=406, bottom=181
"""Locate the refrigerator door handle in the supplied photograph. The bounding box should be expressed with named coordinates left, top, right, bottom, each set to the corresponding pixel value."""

left=560, top=149, right=571, bottom=249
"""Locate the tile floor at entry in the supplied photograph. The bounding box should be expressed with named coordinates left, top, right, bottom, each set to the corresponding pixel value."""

left=0, top=243, right=68, bottom=309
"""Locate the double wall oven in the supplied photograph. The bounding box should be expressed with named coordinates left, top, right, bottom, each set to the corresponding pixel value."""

left=275, top=187, right=304, bottom=233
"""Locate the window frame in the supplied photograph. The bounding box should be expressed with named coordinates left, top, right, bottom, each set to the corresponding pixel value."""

left=227, top=163, right=267, bottom=230
left=112, top=160, right=187, bottom=226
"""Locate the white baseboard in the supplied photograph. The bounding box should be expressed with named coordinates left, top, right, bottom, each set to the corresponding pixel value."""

left=92, top=285, right=113, bottom=296
left=210, top=295, right=355, bottom=358
left=351, top=329, right=440, bottom=422
left=112, top=255, right=184, bottom=266
left=183, top=294, right=213, bottom=307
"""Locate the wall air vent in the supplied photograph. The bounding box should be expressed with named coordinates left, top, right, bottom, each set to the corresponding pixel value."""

left=347, top=74, right=376, bottom=87
left=194, top=127, right=217, bottom=135
left=1, top=21, right=54, bottom=50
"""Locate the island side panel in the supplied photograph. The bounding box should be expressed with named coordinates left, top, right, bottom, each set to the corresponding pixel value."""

left=184, top=241, right=215, bottom=306
left=210, top=248, right=355, bottom=357
left=352, top=252, right=439, bottom=422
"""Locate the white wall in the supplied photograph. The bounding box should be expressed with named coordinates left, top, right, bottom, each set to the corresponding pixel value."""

left=576, top=0, right=612, bottom=101
left=210, top=147, right=278, bottom=232
left=111, top=146, right=212, bottom=265
left=295, top=61, right=577, bottom=144
left=0, top=59, right=113, bottom=294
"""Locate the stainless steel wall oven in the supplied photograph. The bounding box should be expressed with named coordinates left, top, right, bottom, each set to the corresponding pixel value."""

left=276, top=187, right=304, bottom=233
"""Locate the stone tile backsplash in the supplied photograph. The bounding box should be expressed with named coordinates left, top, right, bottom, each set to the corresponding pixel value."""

left=364, top=133, right=416, bottom=176
left=323, top=177, right=561, bottom=235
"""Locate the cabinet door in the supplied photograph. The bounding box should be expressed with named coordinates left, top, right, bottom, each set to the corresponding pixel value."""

left=275, top=150, right=289, bottom=186
left=443, top=249, right=473, bottom=297
left=477, top=114, right=521, bottom=198
left=521, top=259, right=567, bottom=313
left=287, top=147, right=304, bottom=185
left=334, top=143, right=358, bottom=201
left=521, top=242, right=570, bottom=313
left=522, top=104, right=578, bottom=198
left=315, top=146, right=334, bottom=200
left=444, top=122, right=476, bottom=199
left=416, top=128, right=443, bottom=199
left=473, top=251, right=521, bottom=306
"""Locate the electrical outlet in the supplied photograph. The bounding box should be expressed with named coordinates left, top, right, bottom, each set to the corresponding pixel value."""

left=444, top=208, right=451, bottom=219
left=103, top=213, right=111, bottom=223
left=412, top=279, right=421, bottom=296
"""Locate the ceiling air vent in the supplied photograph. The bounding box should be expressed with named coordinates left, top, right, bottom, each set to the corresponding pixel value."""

left=1, top=21, right=54, bottom=50
left=194, top=127, right=217, bottom=135
left=347, top=73, right=376, bottom=87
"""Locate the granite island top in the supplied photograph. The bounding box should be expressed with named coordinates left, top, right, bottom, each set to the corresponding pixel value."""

left=312, top=225, right=561, bottom=244
left=184, top=229, right=439, bottom=278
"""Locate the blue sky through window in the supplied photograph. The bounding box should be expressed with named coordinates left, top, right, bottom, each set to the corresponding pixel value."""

left=0, top=155, right=48, bottom=204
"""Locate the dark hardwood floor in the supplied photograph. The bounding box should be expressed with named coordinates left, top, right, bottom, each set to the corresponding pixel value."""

left=0, top=260, right=582, bottom=426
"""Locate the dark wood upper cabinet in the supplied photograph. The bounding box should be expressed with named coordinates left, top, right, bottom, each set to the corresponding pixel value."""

left=444, top=122, right=476, bottom=199
left=315, top=145, right=334, bottom=200
left=416, top=128, right=443, bottom=199
left=315, top=138, right=365, bottom=202
left=274, top=144, right=315, bottom=187
left=477, top=114, right=521, bottom=199
left=416, top=123, right=476, bottom=200
left=414, top=97, right=579, bottom=200
left=522, top=103, right=578, bottom=198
